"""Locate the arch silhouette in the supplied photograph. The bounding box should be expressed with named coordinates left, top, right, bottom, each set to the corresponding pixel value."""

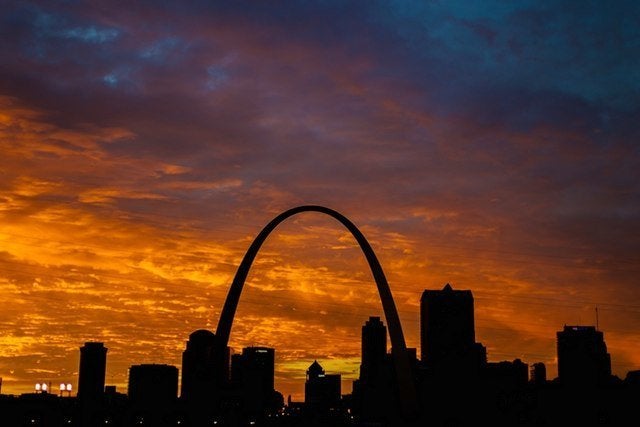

left=216, top=205, right=417, bottom=420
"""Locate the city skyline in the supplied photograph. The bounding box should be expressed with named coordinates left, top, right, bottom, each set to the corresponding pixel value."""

left=1, top=0, right=639, bottom=404
left=0, top=281, right=635, bottom=402
left=2, top=284, right=637, bottom=426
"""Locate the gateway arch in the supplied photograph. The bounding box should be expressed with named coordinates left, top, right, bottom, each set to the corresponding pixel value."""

left=216, top=205, right=418, bottom=420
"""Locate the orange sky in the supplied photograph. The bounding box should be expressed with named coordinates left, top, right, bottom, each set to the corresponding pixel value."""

left=0, top=98, right=636, bottom=398
left=1, top=2, right=640, bottom=402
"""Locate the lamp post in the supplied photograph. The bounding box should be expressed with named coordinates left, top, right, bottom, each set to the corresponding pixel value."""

left=60, top=383, right=72, bottom=397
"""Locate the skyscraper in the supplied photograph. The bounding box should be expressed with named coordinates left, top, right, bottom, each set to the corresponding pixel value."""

left=353, top=317, right=396, bottom=422
left=231, top=346, right=278, bottom=415
left=232, top=347, right=275, bottom=393
left=180, top=329, right=228, bottom=400
left=361, top=316, right=387, bottom=381
left=77, top=342, right=107, bottom=401
left=557, top=325, right=611, bottom=386
left=420, top=284, right=485, bottom=376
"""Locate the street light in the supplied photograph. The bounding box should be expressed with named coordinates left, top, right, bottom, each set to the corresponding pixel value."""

left=35, top=382, right=48, bottom=393
left=60, top=383, right=72, bottom=397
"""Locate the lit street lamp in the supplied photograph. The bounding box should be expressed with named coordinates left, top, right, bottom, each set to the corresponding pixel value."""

left=60, top=383, right=72, bottom=397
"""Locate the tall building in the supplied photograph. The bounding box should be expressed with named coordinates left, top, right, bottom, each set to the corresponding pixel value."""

left=231, top=347, right=278, bottom=415
left=305, top=361, right=341, bottom=413
left=420, top=283, right=485, bottom=375
left=128, top=364, right=178, bottom=405
left=557, top=325, right=611, bottom=386
left=232, top=347, right=274, bottom=393
left=361, top=316, right=386, bottom=381
left=77, top=342, right=107, bottom=401
left=180, top=329, right=228, bottom=400
left=353, top=317, right=396, bottom=422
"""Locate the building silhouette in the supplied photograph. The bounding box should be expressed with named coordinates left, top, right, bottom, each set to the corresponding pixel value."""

left=557, top=325, right=612, bottom=386
left=418, top=284, right=536, bottom=425
left=180, top=329, right=229, bottom=401
left=126, top=364, right=179, bottom=426
left=485, top=358, right=529, bottom=389
left=3, top=285, right=640, bottom=426
left=360, top=316, right=386, bottom=382
left=420, top=283, right=486, bottom=378
left=530, top=361, right=547, bottom=384
left=352, top=316, right=399, bottom=423
left=77, top=342, right=107, bottom=401
left=232, top=347, right=274, bottom=392
left=128, top=364, right=178, bottom=405
left=304, top=360, right=341, bottom=415
left=625, top=370, right=640, bottom=386
left=231, top=346, right=281, bottom=417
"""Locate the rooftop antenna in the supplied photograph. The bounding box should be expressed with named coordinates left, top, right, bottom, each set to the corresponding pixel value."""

left=596, top=306, right=599, bottom=330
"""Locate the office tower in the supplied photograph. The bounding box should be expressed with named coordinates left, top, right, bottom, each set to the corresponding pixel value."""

left=557, top=325, right=611, bottom=386
left=361, top=316, right=386, bottom=381
left=180, top=329, right=228, bottom=400
left=353, top=317, right=397, bottom=422
left=77, top=342, right=107, bottom=401
left=420, top=284, right=486, bottom=377
left=232, top=347, right=275, bottom=393
left=305, top=361, right=341, bottom=413
left=421, top=284, right=474, bottom=363
left=231, top=347, right=277, bottom=415
left=128, top=364, right=178, bottom=404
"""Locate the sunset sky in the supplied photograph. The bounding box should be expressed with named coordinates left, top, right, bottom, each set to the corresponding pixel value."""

left=1, top=1, right=639, bottom=401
